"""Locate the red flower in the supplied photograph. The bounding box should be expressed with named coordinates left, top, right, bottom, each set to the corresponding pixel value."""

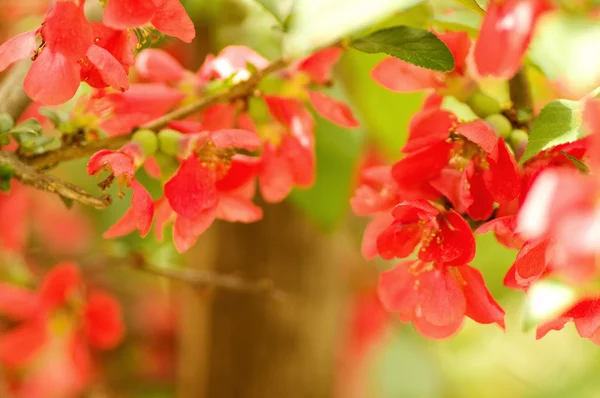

left=474, top=0, right=550, bottom=79
left=103, top=0, right=195, bottom=43
left=88, top=142, right=155, bottom=237
left=376, top=200, right=476, bottom=265
left=0, top=1, right=130, bottom=104
left=378, top=260, right=504, bottom=339
left=0, top=263, right=124, bottom=370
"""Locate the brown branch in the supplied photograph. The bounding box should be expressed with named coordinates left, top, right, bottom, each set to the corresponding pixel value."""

left=127, top=257, right=286, bottom=301
left=509, top=67, right=534, bottom=129
left=0, top=151, right=111, bottom=209
left=23, top=59, right=289, bottom=171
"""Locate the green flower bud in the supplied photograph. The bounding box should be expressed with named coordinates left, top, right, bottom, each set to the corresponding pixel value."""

left=158, top=128, right=183, bottom=156
left=509, top=129, right=529, bottom=150
left=131, top=128, right=158, bottom=156
left=485, top=114, right=512, bottom=138
left=467, top=92, right=502, bottom=118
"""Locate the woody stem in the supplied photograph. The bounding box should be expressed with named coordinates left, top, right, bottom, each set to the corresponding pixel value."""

left=508, top=66, right=534, bottom=130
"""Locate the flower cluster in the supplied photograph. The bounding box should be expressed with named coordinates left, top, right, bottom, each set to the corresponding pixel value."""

left=84, top=45, right=359, bottom=252
left=0, top=262, right=124, bottom=397
left=0, top=0, right=195, bottom=105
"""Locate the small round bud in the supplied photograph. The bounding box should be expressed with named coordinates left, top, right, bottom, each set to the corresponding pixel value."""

left=467, top=92, right=502, bottom=118
left=158, top=129, right=183, bottom=156
left=485, top=114, right=513, bottom=138
left=131, top=128, right=158, bottom=156
left=154, top=152, right=180, bottom=181
left=509, top=128, right=529, bottom=150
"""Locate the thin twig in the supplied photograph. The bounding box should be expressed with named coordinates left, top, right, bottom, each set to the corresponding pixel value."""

left=0, top=151, right=111, bottom=209
left=126, top=256, right=286, bottom=301
left=23, top=59, right=288, bottom=171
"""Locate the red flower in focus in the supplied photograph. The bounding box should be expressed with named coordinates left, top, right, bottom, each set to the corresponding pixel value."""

left=87, top=142, right=155, bottom=238
left=378, top=260, right=504, bottom=339
left=0, top=1, right=131, bottom=104
left=0, top=263, right=124, bottom=395
left=376, top=200, right=476, bottom=265
left=474, top=0, right=550, bottom=79
left=103, top=0, right=195, bottom=43
left=161, top=129, right=263, bottom=252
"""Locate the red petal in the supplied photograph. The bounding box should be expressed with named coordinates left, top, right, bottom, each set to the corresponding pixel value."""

left=24, top=50, right=81, bottom=105
left=216, top=193, right=263, bottom=223
left=38, top=262, right=81, bottom=310
left=413, top=313, right=463, bottom=339
left=437, top=31, right=471, bottom=75
left=211, top=129, right=262, bottom=150
left=376, top=220, right=422, bottom=260
left=0, top=321, right=47, bottom=368
left=362, top=213, right=394, bottom=260
left=280, top=136, right=315, bottom=187
left=84, top=291, right=125, bottom=350
left=392, top=141, right=453, bottom=197
left=153, top=197, right=173, bottom=242
left=391, top=200, right=439, bottom=223
left=566, top=299, right=600, bottom=338
left=486, top=138, right=521, bottom=202
left=85, top=45, right=129, bottom=91
left=463, top=159, right=495, bottom=221
left=172, top=208, right=217, bottom=253
left=151, top=0, right=196, bottom=43
left=417, top=268, right=466, bottom=327
left=41, top=1, right=92, bottom=59
left=536, top=316, right=570, bottom=339
left=421, top=210, right=476, bottom=266
left=209, top=45, right=269, bottom=78
left=456, top=120, right=497, bottom=153
left=0, top=30, right=37, bottom=72
left=430, top=168, right=463, bottom=211
left=130, top=180, right=154, bottom=237
left=474, top=0, right=549, bottom=79
left=372, top=57, right=444, bottom=92
left=259, top=145, right=294, bottom=203
left=103, top=0, right=156, bottom=30
left=201, top=104, right=237, bottom=131
left=0, top=283, right=39, bottom=320
left=102, top=206, right=138, bottom=239
left=308, top=90, right=359, bottom=128
left=297, top=47, right=343, bottom=84
left=514, top=238, right=551, bottom=285
left=165, top=155, right=218, bottom=219
left=136, top=48, right=185, bottom=83
left=215, top=155, right=260, bottom=192
left=402, top=109, right=455, bottom=153
left=87, top=150, right=135, bottom=177
left=458, top=265, right=505, bottom=328
left=377, top=261, right=418, bottom=313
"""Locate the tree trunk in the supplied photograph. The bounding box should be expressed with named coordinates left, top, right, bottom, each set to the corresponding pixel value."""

left=177, top=202, right=345, bottom=398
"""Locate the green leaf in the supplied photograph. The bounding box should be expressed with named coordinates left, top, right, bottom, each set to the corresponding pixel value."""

left=521, top=99, right=583, bottom=163
left=0, top=113, right=14, bottom=134
left=9, top=118, right=42, bottom=136
left=17, top=135, right=57, bottom=154
left=252, top=0, right=294, bottom=24
left=453, top=0, right=485, bottom=15
left=38, top=107, right=66, bottom=128
left=350, top=26, right=455, bottom=72
left=561, top=151, right=590, bottom=173
left=283, top=0, right=425, bottom=58
left=0, top=164, right=15, bottom=193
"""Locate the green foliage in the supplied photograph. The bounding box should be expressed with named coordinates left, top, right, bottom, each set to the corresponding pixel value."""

left=283, top=0, right=425, bottom=58
left=521, top=99, right=583, bottom=163
left=38, top=107, right=67, bottom=128
left=0, top=113, right=14, bottom=134
left=7, top=118, right=42, bottom=135
left=561, top=150, right=590, bottom=173
left=350, top=26, right=455, bottom=72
